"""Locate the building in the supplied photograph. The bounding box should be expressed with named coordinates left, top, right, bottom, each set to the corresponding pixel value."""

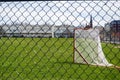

left=54, top=25, right=74, bottom=38
left=110, top=20, right=120, bottom=41
left=1, top=24, right=52, bottom=38
left=1, top=23, right=74, bottom=38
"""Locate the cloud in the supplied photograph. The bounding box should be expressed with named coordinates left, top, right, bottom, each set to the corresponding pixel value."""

left=0, top=1, right=120, bottom=27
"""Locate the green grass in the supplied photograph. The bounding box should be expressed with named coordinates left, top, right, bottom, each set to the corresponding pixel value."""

left=0, top=37, right=120, bottom=80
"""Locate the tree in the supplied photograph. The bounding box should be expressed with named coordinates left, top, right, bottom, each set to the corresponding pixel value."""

left=0, top=26, right=6, bottom=37
left=104, top=22, right=110, bottom=32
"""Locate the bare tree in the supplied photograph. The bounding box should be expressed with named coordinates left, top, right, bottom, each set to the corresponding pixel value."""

left=0, top=26, right=6, bottom=37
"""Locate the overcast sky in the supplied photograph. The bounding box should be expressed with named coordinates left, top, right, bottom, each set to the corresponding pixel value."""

left=0, top=1, right=120, bottom=27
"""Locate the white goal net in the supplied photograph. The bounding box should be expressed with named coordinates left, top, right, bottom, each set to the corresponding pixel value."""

left=74, top=28, right=112, bottom=66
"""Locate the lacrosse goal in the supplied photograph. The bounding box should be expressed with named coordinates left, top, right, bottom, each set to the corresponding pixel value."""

left=73, top=28, right=112, bottom=66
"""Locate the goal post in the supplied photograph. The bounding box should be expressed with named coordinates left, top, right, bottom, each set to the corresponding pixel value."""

left=73, top=28, right=113, bottom=67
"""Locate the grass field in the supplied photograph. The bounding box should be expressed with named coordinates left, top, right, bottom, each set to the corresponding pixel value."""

left=0, top=38, right=120, bottom=80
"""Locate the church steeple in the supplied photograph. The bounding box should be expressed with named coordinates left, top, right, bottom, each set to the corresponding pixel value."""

left=90, top=15, right=93, bottom=28
left=84, top=15, right=93, bottom=29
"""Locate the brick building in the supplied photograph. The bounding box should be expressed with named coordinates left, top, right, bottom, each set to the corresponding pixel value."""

left=110, top=20, right=120, bottom=41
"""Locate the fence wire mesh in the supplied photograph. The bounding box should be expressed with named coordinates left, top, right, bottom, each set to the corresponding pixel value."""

left=0, top=1, right=120, bottom=80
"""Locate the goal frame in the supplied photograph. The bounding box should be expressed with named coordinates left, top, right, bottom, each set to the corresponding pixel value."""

left=73, top=27, right=113, bottom=67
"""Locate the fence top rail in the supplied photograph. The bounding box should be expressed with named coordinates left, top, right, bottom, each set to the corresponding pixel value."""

left=0, top=0, right=57, bottom=2
left=0, top=0, right=116, bottom=2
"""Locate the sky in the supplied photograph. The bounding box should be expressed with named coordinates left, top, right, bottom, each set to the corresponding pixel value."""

left=0, top=1, right=120, bottom=27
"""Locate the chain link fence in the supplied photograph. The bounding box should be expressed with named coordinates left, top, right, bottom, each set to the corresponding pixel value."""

left=0, top=1, right=120, bottom=80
